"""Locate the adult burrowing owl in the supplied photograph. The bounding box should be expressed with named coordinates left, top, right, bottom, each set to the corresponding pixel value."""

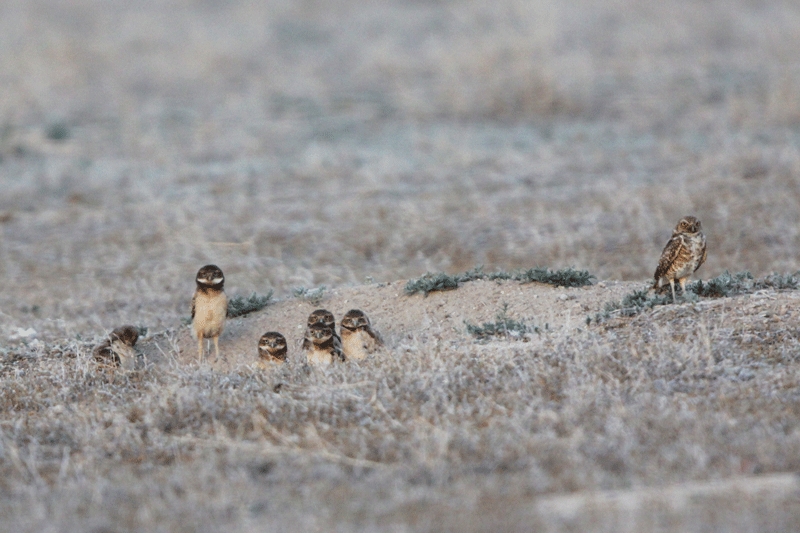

left=340, top=309, right=383, bottom=360
left=653, top=216, right=707, bottom=301
left=191, top=264, right=227, bottom=361
left=303, top=323, right=345, bottom=366
left=258, top=332, right=288, bottom=363
left=301, top=309, right=341, bottom=350
left=93, top=325, right=139, bottom=370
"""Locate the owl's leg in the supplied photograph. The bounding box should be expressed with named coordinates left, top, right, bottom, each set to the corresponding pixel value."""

left=669, top=279, right=677, bottom=302
left=678, top=277, right=688, bottom=295
left=213, top=336, right=220, bottom=360
left=197, top=336, right=204, bottom=362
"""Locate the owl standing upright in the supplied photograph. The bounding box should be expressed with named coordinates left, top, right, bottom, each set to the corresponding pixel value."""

left=303, top=323, right=345, bottom=366
left=653, top=216, right=707, bottom=301
left=301, top=309, right=341, bottom=350
left=191, top=264, right=227, bottom=361
left=258, top=332, right=288, bottom=363
left=93, top=325, right=139, bottom=370
left=339, top=309, right=383, bottom=361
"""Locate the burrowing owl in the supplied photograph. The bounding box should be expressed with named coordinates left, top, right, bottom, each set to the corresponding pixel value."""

left=191, top=264, right=227, bottom=361
left=653, top=216, right=707, bottom=301
left=340, top=309, right=383, bottom=360
left=301, top=309, right=341, bottom=350
left=93, top=325, right=139, bottom=370
left=303, top=323, right=345, bottom=366
left=258, top=332, right=288, bottom=363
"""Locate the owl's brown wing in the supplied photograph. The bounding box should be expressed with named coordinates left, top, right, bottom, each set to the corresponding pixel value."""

left=365, top=325, right=384, bottom=346
left=332, top=335, right=346, bottom=362
left=694, top=239, right=707, bottom=272
left=301, top=325, right=315, bottom=350
left=110, top=325, right=139, bottom=347
left=93, top=339, right=120, bottom=366
left=274, top=347, right=288, bottom=362
left=93, top=340, right=111, bottom=362
left=191, top=292, right=197, bottom=320
left=653, top=235, right=684, bottom=287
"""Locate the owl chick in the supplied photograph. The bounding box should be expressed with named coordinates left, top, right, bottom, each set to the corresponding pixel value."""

left=339, top=309, right=383, bottom=361
left=303, top=323, right=345, bottom=367
left=653, top=216, right=707, bottom=302
left=93, top=325, right=139, bottom=371
left=191, top=264, right=227, bottom=361
left=258, top=331, right=288, bottom=363
left=301, top=309, right=341, bottom=350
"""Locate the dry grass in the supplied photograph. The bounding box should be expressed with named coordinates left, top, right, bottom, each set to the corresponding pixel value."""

left=2, top=0, right=800, bottom=530
left=2, top=282, right=800, bottom=531
left=2, top=0, right=800, bottom=343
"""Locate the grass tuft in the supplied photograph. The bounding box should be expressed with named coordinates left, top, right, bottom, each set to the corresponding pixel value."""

left=753, top=272, right=800, bottom=291
left=404, top=272, right=461, bottom=296
left=593, top=271, right=800, bottom=324
left=457, top=265, right=488, bottom=283
left=405, top=265, right=594, bottom=296
left=688, top=270, right=799, bottom=298
left=292, top=286, right=326, bottom=305
left=515, top=266, right=596, bottom=287
left=688, top=271, right=754, bottom=298
left=465, top=303, right=542, bottom=341
left=226, top=291, right=274, bottom=318
left=593, top=289, right=674, bottom=322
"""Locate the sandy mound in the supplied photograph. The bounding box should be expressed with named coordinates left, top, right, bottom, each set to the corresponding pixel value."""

left=137, top=277, right=800, bottom=371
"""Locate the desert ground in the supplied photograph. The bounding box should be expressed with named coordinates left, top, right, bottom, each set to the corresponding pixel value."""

left=2, top=0, right=800, bottom=531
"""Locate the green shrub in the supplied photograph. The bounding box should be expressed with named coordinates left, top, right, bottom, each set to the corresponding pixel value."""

left=405, top=265, right=595, bottom=296
left=226, top=291, right=274, bottom=318
left=465, top=303, right=542, bottom=341
left=688, top=271, right=754, bottom=298
left=593, top=271, right=799, bottom=324
left=291, top=286, right=326, bottom=305
left=515, top=266, right=595, bottom=287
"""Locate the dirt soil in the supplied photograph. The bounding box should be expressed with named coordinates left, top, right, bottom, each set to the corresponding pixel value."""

left=148, top=279, right=633, bottom=369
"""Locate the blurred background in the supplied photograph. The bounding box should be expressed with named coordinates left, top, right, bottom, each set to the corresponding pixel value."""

left=1, top=0, right=799, bottom=341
